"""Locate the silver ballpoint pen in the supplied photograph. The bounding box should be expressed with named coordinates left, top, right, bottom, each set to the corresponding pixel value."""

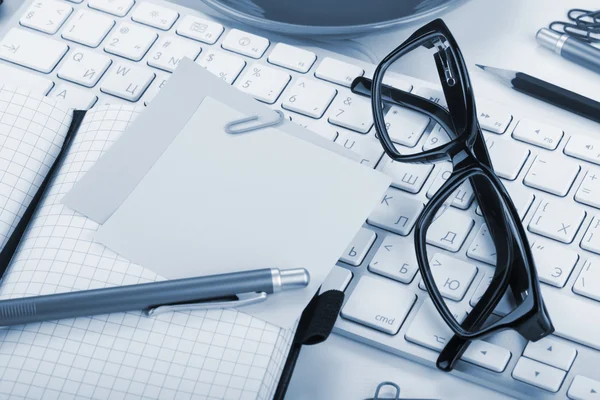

left=0, top=268, right=310, bottom=326
left=537, top=28, right=600, bottom=74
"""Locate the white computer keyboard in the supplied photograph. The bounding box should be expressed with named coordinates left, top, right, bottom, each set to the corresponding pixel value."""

left=3, top=1, right=600, bottom=399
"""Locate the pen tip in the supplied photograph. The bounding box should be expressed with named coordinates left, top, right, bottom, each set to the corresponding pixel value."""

left=475, top=64, right=486, bottom=71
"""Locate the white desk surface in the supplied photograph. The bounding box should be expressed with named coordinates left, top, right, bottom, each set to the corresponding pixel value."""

left=1, top=0, right=600, bottom=398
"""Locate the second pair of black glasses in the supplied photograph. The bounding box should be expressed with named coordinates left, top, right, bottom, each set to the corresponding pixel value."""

left=350, top=19, right=554, bottom=371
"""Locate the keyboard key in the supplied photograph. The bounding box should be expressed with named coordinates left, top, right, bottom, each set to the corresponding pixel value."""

left=100, top=61, right=155, bottom=101
left=282, top=78, right=337, bottom=119
left=462, top=340, right=511, bottom=373
left=523, top=337, right=577, bottom=371
left=341, top=276, right=416, bottom=335
left=20, top=0, right=72, bottom=34
left=176, top=16, right=223, bottom=45
left=284, top=112, right=338, bottom=141
left=147, top=35, right=201, bottom=73
left=426, top=207, right=474, bottom=252
left=427, top=163, right=452, bottom=198
left=328, top=93, right=373, bottom=133
left=268, top=43, right=316, bottom=73
left=524, top=154, right=580, bottom=196
left=377, top=156, right=433, bottom=194
left=529, top=199, right=586, bottom=243
left=221, top=29, right=269, bottom=59
left=485, top=135, right=529, bottom=180
left=131, top=2, right=179, bottom=30
left=315, top=57, right=364, bottom=88
left=470, top=272, right=516, bottom=316
left=88, top=0, right=135, bottom=17
left=61, top=9, right=114, bottom=48
left=0, top=28, right=68, bottom=73
left=530, top=238, right=578, bottom=287
left=49, top=83, right=97, bottom=109
left=477, top=100, right=512, bottom=134
left=143, top=72, right=169, bottom=106
left=426, top=163, right=474, bottom=209
left=334, top=130, right=383, bottom=168
left=418, top=253, right=478, bottom=301
left=196, top=50, right=245, bottom=85
left=339, top=228, right=376, bottom=266
left=320, top=266, right=352, bottom=293
left=382, top=75, right=413, bottom=93
left=423, top=125, right=451, bottom=151
left=57, top=47, right=111, bottom=87
left=512, top=118, right=564, bottom=150
left=0, top=64, right=54, bottom=95
left=385, top=106, right=429, bottom=147
left=235, top=63, right=290, bottom=104
left=582, top=217, right=600, bottom=254
left=576, top=170, right=600, bottom=209
left=367, top=188, right=423, bottom=236
left=568, top=376, right=600, bottom=400
left=467, top=224, right=496, bottom=265
left=105, top=22, right=157, bottom=61
left=542, top=285, right=600, bottom=350
left=413, top=87, right=447, bottom=109
left=574, top=258, right=600, bottom=302
left=405, top=299, right=466, bottom=351
left=512, top=357, right=566, bottom=392
left=505, top=183, right=535, bottom=220
left=565, top=134, right=600, bottom=166
left=369, top=235, right=419, bottom=284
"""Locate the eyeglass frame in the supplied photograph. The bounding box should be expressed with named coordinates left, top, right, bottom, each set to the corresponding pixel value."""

left=350, top=18, right=554, bottom=371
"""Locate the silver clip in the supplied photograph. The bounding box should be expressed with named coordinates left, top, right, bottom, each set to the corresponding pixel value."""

left=145, top=292, right=268, bottom=317
left=225, top=110, right=285, bottom=134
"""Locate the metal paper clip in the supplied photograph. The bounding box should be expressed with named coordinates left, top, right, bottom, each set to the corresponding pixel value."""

left=145, top=292, right=268, bottom=316
left=549, top=21, right=600, bottom=43
left=366, top=381, right=401, bottom=400
left=225, top=110, right=285, bottom=134
left=568, top=8, right=600, bottom=28
left=364, top=381, right=441, bottom=400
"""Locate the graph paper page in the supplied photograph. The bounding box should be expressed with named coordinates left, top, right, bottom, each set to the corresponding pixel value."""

left=0, top=85, right=72, bottom=252
left=0, top=104, right=293, bottom=400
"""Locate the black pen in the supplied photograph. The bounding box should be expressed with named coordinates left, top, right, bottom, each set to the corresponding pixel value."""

left=476, top=64, right=600, bottom=124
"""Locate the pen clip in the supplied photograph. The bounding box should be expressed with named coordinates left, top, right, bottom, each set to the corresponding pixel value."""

left=225, top=110, right=285, bottom=134
left=145, top=292, right=268, bottom=317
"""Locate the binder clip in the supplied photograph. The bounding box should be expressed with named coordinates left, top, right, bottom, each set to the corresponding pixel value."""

left=225, top=110, right=285, bottom=134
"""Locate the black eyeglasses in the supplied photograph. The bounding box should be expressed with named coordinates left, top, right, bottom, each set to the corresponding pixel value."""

left=351, top=19, right=554, bottom=372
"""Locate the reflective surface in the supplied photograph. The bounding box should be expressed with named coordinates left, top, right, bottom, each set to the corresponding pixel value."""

left=203, top=0, right=468, bottom=36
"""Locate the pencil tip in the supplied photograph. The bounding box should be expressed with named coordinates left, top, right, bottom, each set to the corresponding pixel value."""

left=475, top=64, right=486, bottom=71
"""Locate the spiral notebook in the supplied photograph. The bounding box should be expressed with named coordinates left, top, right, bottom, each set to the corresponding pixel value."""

left=0, top=86, right=294, bottom=400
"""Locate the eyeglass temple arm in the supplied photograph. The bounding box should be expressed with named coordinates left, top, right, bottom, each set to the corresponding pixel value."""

left=351, top=77, right=457, bottom=137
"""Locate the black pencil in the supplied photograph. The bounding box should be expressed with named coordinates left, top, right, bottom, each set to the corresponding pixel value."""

left=476, top=64, right=600, bottom=124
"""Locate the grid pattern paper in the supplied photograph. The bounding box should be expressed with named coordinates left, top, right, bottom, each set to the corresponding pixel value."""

left=0, top=104, right=293, bottom=400
left=0, top=85, right=72, bottom=251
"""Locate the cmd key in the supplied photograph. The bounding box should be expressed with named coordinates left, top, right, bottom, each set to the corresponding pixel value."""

left=0, top=28, right=68, bottom=73
left=341, top=276, right=416, bottom=335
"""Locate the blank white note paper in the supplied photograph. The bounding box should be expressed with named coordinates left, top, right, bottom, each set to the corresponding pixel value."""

left=95, top=97, right=391, bottom=328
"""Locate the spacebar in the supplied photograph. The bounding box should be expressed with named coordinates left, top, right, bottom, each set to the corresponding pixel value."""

left=542, top=286, right=600, bottom=350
